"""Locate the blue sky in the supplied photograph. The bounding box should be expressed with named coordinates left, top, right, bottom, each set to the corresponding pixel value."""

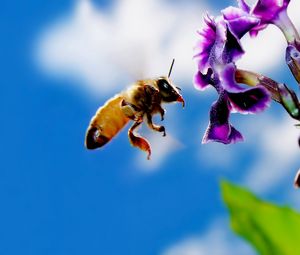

left=2, top=0, right=300, bottom=254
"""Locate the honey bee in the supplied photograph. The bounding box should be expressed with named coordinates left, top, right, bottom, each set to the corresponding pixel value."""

left=85, top=59, right=184, bottom=159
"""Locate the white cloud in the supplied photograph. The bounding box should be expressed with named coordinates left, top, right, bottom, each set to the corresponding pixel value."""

left=36, top=0, right=208, bottom=95
left=161, top=219, right=255, bottom=255
left=36, top=0, right=300, bottom=92
left=136, top=129, right=184, bottom=171
left=237, top=26, right=286, bottom=73
left=242, top=115, right=299, bottom=193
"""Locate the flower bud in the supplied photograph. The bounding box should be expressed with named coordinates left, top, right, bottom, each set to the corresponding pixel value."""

left=286, top=45, right=300, bottom=84
left=278, top=83, right=300, bottom=120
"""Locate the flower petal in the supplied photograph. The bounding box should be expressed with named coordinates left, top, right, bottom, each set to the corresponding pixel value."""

left=222, top=6, right=260, bottom=38
left=227, top=125, right=244, bottom=143
left=219, top=64, right=271, bottom=113
left=228, top=86, right=270, bottom=114
left=202, top=93, right=243, bottom=144
left=194, top=68, right=214, bottom=91
left=237, top=0, right=250, bottom=13
left=220, top=63, right=243, bottom=92
left=202, top=123, right=243, bottom=144
left=236, top=0, right=291, bottom=36
left=194, top=14, right=217, bottom=72
left=249, top=24, right=268, bottom=37
left=252, top=0, right=290, bottom=22
left=223, top=24, right=245, bottom=63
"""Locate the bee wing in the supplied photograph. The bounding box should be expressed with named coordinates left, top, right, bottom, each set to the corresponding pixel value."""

left=85, top=95, right=130, bottom=149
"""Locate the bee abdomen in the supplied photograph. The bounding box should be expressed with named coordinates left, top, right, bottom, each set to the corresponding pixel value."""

left=85, top=95, right=130, bottom=150
left=85, top=126, right=110, bottom=149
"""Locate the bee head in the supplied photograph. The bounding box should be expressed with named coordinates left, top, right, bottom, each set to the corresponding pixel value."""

left=154, top=59, right=184, bottom=106
left=156, top=77, right=184, bottom=107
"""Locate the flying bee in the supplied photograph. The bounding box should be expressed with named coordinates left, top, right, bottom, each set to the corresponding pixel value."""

left=85, top=59, right=184, bottom=159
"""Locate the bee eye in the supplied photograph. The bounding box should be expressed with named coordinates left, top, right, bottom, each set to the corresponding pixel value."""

left=158, top=79, right=171, bottom=91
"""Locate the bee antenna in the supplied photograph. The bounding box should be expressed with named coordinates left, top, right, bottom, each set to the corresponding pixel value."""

left=168, top=59, right=175, bottom=78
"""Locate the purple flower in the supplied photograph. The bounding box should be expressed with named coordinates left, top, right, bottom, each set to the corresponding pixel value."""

left=194, top=13, right=270, bottom=144
left=238, top=0, right=290, bottom=24
left=194, top=15, right=217, bottom=74
left=236, top=0, right=300, bottom=85
left=202, top=91, right=243, bottom=144
left=237, top=0, right=296, bottom=39
left=235, top=0, right=300, bottom=85
left=194, top=13, right=255, bottom=72
left=198, top=64, right=270, bottom=144
left=202, top=87, right=270, bottom=144
left=251, top=0, right=290, bottom=22
left=222, top=6, right=260, bottom=38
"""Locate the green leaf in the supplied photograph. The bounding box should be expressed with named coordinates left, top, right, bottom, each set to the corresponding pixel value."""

left=221, top=181, right=300, bottom=255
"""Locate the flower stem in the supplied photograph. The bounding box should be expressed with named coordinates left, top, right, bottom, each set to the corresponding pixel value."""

left=236, top=69, right=300, bottom=120
left=235, top=69, right=281, bottom=102
left=274, top=10, right=300, bottom=45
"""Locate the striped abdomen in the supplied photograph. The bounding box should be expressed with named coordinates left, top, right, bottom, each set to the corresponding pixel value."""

left=85, top=95, right=130, bottom=149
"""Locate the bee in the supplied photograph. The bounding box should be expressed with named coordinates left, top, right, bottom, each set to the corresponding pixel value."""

left=85, top=59, right=184, bottom=159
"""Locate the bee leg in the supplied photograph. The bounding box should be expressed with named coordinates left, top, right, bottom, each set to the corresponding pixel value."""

left=158, top=106, right=165, bottom=121
left=121, top=100, right=143, bottom=121
left=146, top=113, right=166, bottom=136
left=128, top=120, right=152, bottom=160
